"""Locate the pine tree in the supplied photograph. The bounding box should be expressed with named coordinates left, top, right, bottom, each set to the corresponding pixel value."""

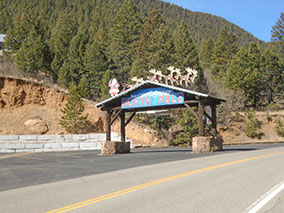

left=173, top=108, right=199, bottom=146
left=60, top=82, right=89, bottom=134
left=0, top=5, right=11, bottom=33
left=13, top=14, right=52, bottom=74
left=131, top=10, right=174, bottom=79
left=226, top=43, right=264, bottom=108
left=173, top=21, right=200, bottom=70
left=50, top=11, right=78, bottom=79
left=270, top=12, right=284, bottom=64
left=100, top=70, right=113, bottom=100
left=211, top=28, right=238, bottom=81
left=262, top=50, right=284, bottom=103
left=109, top=0, right=142, bottom=84
left=58, top=27, right=89, bottom=87
left=15, top=27, right=51, bottom=74
left=3, top=11, right=33, bottom=57
left=77, top=75, right=91, bottom=99
left=199, top=38, right=214, bottom=69
left=271, top=12, right=284, bottom=42
left=173, top=21, right=206, bottom=90
left=84, top=40, right=109, bottom=98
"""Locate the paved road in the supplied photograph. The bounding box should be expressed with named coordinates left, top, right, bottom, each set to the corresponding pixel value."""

left=1, top=144, right=283, bottom=191
left=1, top=144, right=284, bottom=212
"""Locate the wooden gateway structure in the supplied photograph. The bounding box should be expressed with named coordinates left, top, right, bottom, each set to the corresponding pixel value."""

left=96, top=81, right=225, bottom=154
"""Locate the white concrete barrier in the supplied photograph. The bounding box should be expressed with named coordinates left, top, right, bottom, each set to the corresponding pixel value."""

left=0, top=133, right=132, bottom=153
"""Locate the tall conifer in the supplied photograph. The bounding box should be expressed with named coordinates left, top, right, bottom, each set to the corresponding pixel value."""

left=58, top=27, right=89, bottom=87
left=211, top=28, right=238, bottom=81
left=84, top=40, right=109, bottom=98
left=132, top=10, right=174, bottom=79
left=109, top=0, right=142, bottom=84
left=199, top=38, right=214, bottom=69
left=271, top=12, right=284, bottom=42
left=50, top=11, right=78, bottom=79
left=60, top=82, right=89, bottom=134
left=173, top=21, right=206, bottom=90
left=226, top=43, right=264, bottom=107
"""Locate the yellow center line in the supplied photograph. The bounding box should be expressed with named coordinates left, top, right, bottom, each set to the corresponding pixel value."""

left=47, top=151, right=284, bottom=213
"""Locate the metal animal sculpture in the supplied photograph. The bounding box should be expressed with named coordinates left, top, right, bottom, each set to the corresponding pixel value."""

left=164, top=66, right=180, bottom=86
left=180, top=68, right=198, bottom=87
left=186, top=68, right=198, bottom=83
left=131, top=76, right=144, bottom=85
left=148, top=69, right=160, bottom=82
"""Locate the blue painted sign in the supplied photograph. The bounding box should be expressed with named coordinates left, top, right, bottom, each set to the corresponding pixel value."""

left=121, top=87, right=184, bottom=109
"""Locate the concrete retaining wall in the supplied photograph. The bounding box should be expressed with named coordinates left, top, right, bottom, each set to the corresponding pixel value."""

left=0, top=133, right=132, bottom=153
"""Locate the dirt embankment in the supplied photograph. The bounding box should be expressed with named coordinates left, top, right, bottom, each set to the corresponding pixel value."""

left=218, top=111, right=284, bottom=144
left=0, top=75, right=283, bottom=146
left=0, top=77, right=168, bottom=147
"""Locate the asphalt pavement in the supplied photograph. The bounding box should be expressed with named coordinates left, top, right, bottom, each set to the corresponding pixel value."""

left=1, top=144, right=284, bottom=213
left=0, top=143, right=284, bottom=192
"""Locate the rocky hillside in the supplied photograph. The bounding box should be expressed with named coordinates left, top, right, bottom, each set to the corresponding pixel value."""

left=0, top=76, right=168, bottom=147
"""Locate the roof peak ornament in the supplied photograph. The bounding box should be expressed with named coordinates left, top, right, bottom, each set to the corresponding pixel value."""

left=131, top=66, right=198, bottom=87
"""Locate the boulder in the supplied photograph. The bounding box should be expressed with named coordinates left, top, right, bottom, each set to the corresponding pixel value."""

left=24, top=118, right=48, bottom=134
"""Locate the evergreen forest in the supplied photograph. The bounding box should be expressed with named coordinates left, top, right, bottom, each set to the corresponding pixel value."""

left=1, top=0, right=284, bottom=110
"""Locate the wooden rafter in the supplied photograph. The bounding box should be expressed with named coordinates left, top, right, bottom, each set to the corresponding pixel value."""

left=184, top=103, right=198, bottom=120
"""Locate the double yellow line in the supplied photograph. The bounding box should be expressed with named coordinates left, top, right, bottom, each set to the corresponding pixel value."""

left=47, top=152, right=284, bottom=213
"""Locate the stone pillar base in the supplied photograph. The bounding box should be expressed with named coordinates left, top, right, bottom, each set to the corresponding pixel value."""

left=192, top=136, right=223, bottom=153
left=101, top=141, right=130, bottom=155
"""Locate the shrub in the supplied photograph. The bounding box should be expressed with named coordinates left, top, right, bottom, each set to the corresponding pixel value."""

left=60, top=83, right=90, bottom=134
left=244, top=119, right=259, bottom=138
left=173, top=108, right=210, bottom=146
left=275, top=118, right=284, bottom=137
left=233, top=129, right=240, bottom=136
left=266, top=112, right=272, bottom=123
left=244, top=108, right=262, bottom=138
left=173, top=108, right=199, bottom=146
left=149, top=115, right=172, bottom=135
left=231, top=111, right=244, bottom=122
left=266, top=102, right=282, bottom=111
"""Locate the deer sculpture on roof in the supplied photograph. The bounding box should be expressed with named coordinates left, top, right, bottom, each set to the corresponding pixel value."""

left=164, top=66, right=180, bottom=86
left=129, top=66, right=198, bottom=87
left=131, top=76, right=144, bottom=85
left=179, top=67, right=198, bottom=87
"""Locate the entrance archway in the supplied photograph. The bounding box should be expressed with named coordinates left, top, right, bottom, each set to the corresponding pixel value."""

left=96, top=81, right=224, bottom=153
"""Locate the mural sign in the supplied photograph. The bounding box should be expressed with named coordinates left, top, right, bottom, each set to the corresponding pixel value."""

left=121, top=87, right=184, bottom=109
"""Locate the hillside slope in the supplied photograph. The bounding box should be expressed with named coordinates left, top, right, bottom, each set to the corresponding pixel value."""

left=0, top=0, right=260, bottom=45
left=1, top=75, right=284, bottom=146
left=0, top=76, right=168, bottom=147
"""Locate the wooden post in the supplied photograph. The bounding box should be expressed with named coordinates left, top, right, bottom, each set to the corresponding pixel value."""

left=199, top=100, right=204, bottom=136
left=120, top=111, right=125, bottom=142
left=106, top=110, right=111, bottom=141
left=211, top=104, right=217, bottom=137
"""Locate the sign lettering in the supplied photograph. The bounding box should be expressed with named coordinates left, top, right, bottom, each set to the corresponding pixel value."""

left=121, top=88, right=184, bottom=109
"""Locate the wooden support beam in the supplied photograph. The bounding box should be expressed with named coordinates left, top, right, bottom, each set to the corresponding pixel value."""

left=110, top=109, right=122, bottom=126
left=184, top=103, right=198, bottom=120
left=204, top=110, right=212, bottom=122
left=184, top=100, right=199, bottom=105
left=106, top=110, right=111, bottom=141
left=102, top=106, right=121, bottom=112
left=211, top=104, right=217, bottom=136
left=120, top=111, right=125, bottom=142
left=199, top=100, right=205, bottom=136
left=125, top=112, right=136, bottom=127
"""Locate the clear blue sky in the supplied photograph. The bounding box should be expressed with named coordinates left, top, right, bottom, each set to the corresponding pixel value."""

left=164, top=0, right=284, bottom=42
